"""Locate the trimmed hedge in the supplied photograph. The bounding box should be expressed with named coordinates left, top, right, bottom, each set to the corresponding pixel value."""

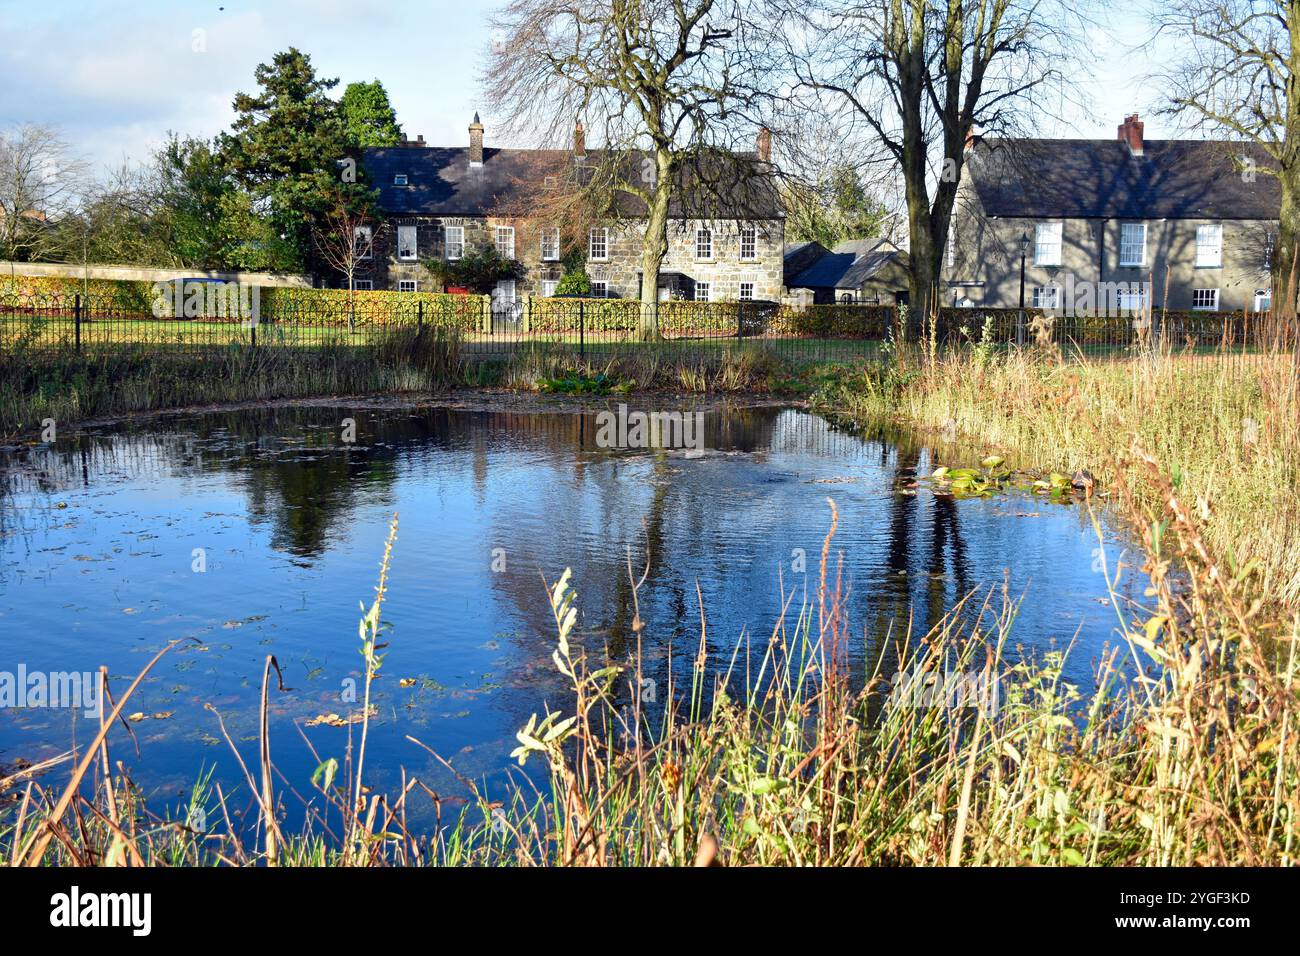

left=260, top=288, right=489, bottom=331
left=0, top=275, right=489, bottom=331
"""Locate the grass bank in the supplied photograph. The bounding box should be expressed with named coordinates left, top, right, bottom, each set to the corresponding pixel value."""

left=1, top=338, right=833, bottom=439
left=813, top=347, right=1300, bottom=611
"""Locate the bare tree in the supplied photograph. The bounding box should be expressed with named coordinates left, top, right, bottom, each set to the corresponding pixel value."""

left=484, top=0, right=777, bottom=336
left=1155, top=0, right=1298, bottom=317
left=780, top=0, right=1081, bottom=325
left=311, top=191, right=384, bottom=333
left=0, top=124, right=89, bottom=265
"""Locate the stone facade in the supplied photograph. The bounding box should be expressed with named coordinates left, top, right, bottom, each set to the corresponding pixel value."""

left=361, top=214, right=784, bottom=303
left=586, top=217, right=784, bottom=302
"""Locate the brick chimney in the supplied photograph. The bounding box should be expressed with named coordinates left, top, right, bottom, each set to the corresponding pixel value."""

left=756, top=127, right=772, bottom=163
left=469, top=113, right=485, bottom=165
left=573, top=119, right=586, bottom=161
left=1118, top=114, right=1144, bottom=157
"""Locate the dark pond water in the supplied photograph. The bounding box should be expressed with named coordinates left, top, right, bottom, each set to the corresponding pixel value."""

left=0, top=401, right=1143, bottom=820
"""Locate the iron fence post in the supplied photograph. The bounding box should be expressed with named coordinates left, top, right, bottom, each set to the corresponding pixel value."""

left=74, top=294, right=82, bottom=352
left=579, top=300, right=585, bottom=358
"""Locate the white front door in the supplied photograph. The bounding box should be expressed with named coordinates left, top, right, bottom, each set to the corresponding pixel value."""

left=493, top=280, right=516, bottom=308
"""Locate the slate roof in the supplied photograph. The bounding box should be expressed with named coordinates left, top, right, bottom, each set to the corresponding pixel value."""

left=789, top=239, right=901, bottom=289
left=362, top=146, right=782, bottom=220
left=967, top=138, right=1281, bottom=220
left=783, top=241, right=828, bottom=280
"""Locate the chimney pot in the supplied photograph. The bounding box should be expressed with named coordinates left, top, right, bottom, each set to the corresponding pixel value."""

left=573, top=119, right=586, bottom=160
left=469, top=114, right=485, bottom=165
left=756, top=127, right=772, bottom=163
left=1118, top=114, right=1144, bottom=156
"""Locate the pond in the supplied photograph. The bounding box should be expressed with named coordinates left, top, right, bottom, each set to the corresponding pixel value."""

left=0, top=400, right=1144, bottom=822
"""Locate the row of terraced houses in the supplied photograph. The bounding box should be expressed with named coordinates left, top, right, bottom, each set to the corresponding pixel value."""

left=348, top=114, right=1282, bottom=316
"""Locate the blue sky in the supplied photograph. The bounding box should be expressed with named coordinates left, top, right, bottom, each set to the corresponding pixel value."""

left=0, top=0, right=1170, bottom=175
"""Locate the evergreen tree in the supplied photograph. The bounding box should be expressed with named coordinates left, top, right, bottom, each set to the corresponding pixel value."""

left=220, top=48, right=364, bottom=270
left=341, top=80, right=403, bottom=148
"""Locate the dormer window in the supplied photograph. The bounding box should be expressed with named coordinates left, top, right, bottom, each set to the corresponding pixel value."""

left=393, top=174, right=408, bottom=186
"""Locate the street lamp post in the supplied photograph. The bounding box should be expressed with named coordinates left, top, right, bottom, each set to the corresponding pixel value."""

left=1018, top=232, right=1030, bottom=345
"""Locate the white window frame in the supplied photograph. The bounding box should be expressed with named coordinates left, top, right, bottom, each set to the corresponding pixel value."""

left=1031, top=285, right=1060, bottom=309
left=1034, top=222, right=1062, bottom=266
left=1119, top=222, right=1146, bottom=267
left=1192, top=288, right=1219, bottom=311
left=495, top=225, right=515, bottom=259
left=393, top=174, right=408, bottom=186
left=398, top=279, right=418, bottom=293
left=444, top=225, right=464, bottom=261
left=397, top=225, right=418, bottom=261
left=353, top=225, right=373, bottom=260
left=946, top=227, right=955, bottom=269
left=1254, top=289, right=1272, bottom=312
left=740, top=225, right=757, bottom=261
left=1196, top=224, right=1223, bottom=267
left=541, top=279, right=558, bottom=297
left=540, top=227, right=560, bottom=261
left=589, top=228, right=608, bottom=261
left=695, top=227, right=713, bottom=260
left=695, top=282, right=710, bottom=303
left=353, top=279, right=373, bottom=291
left=738, top=281, right=755, bottom=302
left=590, top=280, right=608, bottom=298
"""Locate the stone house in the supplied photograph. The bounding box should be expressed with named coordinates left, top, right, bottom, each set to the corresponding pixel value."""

left=947, top=115, right=1280, bottom=315
left=354, top=117, right=785, bottom=310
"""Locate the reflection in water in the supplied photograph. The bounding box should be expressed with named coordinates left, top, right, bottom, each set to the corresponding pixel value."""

left=0, top=402, right=1144, bottom=820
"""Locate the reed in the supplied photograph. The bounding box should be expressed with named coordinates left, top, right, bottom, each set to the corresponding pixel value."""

left=0, top=324, right=465, bottom=438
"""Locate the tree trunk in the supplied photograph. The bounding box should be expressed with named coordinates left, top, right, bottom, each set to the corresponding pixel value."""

left=905, top=189, right=935, bottom=338
left=637, top=153, right=673, bottom=340
left=1275, top=159, right=1300, bottom=322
